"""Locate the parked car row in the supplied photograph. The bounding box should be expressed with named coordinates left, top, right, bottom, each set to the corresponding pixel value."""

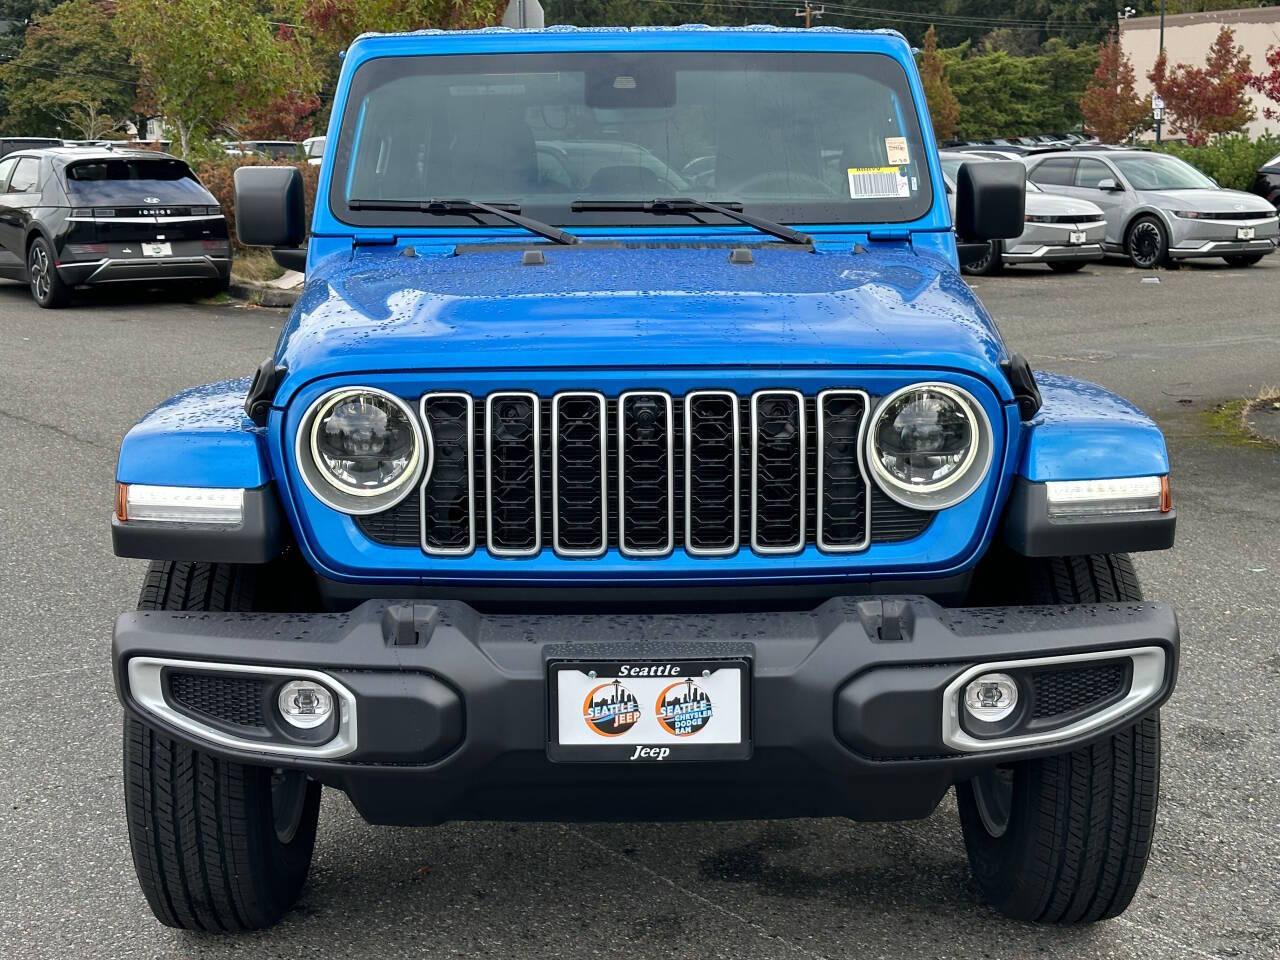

left=942, top=148, right=1279, bottom=273
left=0, top=145, right=231, bottom=307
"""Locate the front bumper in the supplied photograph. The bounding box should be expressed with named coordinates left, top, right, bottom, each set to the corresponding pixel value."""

left=113, top=597, right=1179, bottom=825
left=1168, top=237, right=1277, bottom=260
left=1004, top=220, right=1106, bottom=263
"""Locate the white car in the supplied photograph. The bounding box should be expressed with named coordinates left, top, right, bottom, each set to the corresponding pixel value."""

left=941, top=152, right=1107, bottom=275
left=303, top=135, right=326, bottom=167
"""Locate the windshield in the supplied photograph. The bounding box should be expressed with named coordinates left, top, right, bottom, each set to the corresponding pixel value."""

left=332, top=51, right=933, bottom=228
left=1114, top=154, right=1216, bottom=191
left=64, top=157, right=209, bottom=205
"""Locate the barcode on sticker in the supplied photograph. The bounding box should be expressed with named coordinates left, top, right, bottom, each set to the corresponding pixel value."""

left=848, top=167, right=909, bottom=200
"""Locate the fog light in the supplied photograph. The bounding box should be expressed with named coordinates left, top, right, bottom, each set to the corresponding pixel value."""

left=277, top=680, right=334, bottom=729
left=964, top=673, right=1019, bottom=723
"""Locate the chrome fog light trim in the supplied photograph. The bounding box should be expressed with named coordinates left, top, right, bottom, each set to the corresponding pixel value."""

left=127, top=657, right=358, bottom=759
left=942, top=647, right=1166, bottom=753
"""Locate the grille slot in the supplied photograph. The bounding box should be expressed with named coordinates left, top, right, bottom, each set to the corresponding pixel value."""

left=552, top=392, right=607, bottom=556
left=485, top=392, right=541, bottom=556
left=817, top=390, right=870, bottom=551
left=421, top=392, right=475, bottom=555
left=354, top=388, right=936, bottom=557
left=685, top=391, right=740, bottom=555
left=1031, top=661, right=1128, bottom=720
left=167, top=672, right=267, bottom=730
left=751, top=390, right=806, bottom=554
left=619, top=392, right=674, bottom=556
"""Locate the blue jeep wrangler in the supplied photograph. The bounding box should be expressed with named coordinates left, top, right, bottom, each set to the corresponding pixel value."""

left=111, top=25, right=1179, bottom=931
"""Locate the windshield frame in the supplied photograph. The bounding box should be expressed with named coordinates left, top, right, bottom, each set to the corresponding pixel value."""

left=326, top=49, right=936, bottom=232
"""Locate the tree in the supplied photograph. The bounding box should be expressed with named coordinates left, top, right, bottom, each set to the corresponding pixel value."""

left=1149, top=26, right=1254, bottom=147
left=1248, top=44, right=1280, bottom=122
left=114, top=0, right=321, bottom=156
left=1080, top=29, right=1150, bottom=144
left=301, top=0, right=500, bottom=55
left=0, top=0, right=137, bottom=139
left=918, top=26, right=960, bottom=140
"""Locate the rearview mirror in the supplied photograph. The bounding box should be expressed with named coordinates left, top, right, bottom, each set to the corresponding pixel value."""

left=1097, top=178, right=1121, bottom=192
left=234, top=165, right=306, bottom=248
left=954, top=160, right=1026, bottom=242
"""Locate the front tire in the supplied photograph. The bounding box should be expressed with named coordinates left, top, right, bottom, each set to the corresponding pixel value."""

left=958, top=553, right=1161, bottom=923
left=123, top=560, right=321, bottom=931
left=961, top=240, right=1002, bottom=276
left=28, top=236, right=70, bottom=308
left=1125, top=216, right=1169, bottom=269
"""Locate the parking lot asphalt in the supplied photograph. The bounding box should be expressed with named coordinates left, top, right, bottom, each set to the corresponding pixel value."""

left=1, top=258, right=1277, bottom=960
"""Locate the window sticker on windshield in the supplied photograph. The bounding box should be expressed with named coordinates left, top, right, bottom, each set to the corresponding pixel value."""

left=848, top=166, right=910, bottom=200
left=884, top=137, right=910, bottom=166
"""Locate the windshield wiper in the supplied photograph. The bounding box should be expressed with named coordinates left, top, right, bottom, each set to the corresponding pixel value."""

left=347, top=198, right=579, bottom=245
left=571, top=197, right=813, bottom=246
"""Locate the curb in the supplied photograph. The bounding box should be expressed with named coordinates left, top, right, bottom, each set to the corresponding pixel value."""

left=229, top=280, right=299, bottom=308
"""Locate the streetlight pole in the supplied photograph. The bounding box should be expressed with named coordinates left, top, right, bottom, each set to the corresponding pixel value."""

left=1155, top=0, right=1165, bottom=144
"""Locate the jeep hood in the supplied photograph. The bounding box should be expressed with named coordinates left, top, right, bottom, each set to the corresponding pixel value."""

left=273, top=245, right=1011, bottom=403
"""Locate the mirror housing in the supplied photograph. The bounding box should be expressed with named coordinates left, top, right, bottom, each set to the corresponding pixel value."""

left=1097, top=177, right=1122, bottom=192
left=955, top=160, right=1026, bottom=241
left=234, top=166, right=306, bottom=248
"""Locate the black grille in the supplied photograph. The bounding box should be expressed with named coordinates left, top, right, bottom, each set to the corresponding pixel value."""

left=686, top=392, right=738, bottom=554
left=554, top=393, right=606, bottom=554
left=167, top=672, right=267, bottom=729
left=818, top=391, right=868, bottom=549
left=1031, top=661, right=1127, bottom=720
left=620, top=393, right=673, bottom=554
left=752, top=392, right=804, bottom=551
left=422, top=394, right=473, bottom=554
left=355, top=390, right=935, bottom=556
left=486, top=393, right=540, bottom=554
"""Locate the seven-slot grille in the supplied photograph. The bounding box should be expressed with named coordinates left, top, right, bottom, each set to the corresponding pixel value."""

left=360, top=390, right=934, bottom=558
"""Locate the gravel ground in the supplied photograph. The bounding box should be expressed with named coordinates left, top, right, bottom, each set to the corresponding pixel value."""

left=0, top=258, right=1277, bottom=959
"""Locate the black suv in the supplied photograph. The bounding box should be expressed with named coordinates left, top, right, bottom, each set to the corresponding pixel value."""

left=0, top=147, right=231, bottom=308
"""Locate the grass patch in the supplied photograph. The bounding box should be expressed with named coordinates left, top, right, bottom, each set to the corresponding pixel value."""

left=231, top=248, right=285, bottom=284
left=1204, top=388, right=1280, bottom=446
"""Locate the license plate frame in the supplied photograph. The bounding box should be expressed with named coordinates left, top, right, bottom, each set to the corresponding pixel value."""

left=547, top=658, right=751, bottom=763
left=142, top=241, right=172, bottom=257
left=1237, top=226, right=1255, bottom=241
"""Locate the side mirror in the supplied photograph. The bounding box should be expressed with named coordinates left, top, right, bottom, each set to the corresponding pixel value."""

left=233, top=166, right=307, bottom=270
left=954, top=160, right=1026, bottom=242
left=1097, top=178, right=1121, bottom=192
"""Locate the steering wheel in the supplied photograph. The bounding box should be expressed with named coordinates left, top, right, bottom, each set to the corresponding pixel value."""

left=731, top=171, right=838, bottom=197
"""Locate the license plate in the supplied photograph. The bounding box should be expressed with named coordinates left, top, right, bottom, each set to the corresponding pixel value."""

left=142, top=242, right=172, bottom=257
left=1237, top=227, right=1255, bottom=241
left=548, top=659, right=750, bottom=762
left=1069, top=231, right=1088, bottom=245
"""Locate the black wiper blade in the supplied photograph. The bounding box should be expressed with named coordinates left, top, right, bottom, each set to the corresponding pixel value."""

left=347, top=198, right=579, bottom=245
left=571, top=197, right=813, bottom=246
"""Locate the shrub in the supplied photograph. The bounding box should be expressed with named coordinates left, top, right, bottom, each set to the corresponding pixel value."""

left=1156, top=134, right=1280, bottom=191
left=193, top=154, right=319, bottom=251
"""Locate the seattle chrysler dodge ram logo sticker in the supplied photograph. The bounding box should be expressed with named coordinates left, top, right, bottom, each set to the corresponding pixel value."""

left=656, top=679, right=713, bottom=736
left=583, top=680, right=641, bottom=736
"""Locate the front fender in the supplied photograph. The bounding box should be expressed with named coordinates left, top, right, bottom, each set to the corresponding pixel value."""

left=114, top=379, right=284, bottom=563
left=1001, top=373, right=1174, bottom=556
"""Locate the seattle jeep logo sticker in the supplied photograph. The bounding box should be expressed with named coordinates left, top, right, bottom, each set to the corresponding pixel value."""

left=656, top=679, right=713, bottom=736
left=583, top=680, right=641, bottom=736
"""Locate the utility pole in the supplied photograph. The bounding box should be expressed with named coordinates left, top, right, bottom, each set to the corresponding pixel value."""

left=794, top=1, right=824, bottom=28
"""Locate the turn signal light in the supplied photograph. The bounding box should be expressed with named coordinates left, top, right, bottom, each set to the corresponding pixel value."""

left=116, top=483, right=244, bottom=525
left=1045, top=475, right=1168, bottom=519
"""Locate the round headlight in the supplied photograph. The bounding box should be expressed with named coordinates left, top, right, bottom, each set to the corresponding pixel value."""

left=296, top=387, right=428, bottom=515
left=867, top=383, right=992, bottom=511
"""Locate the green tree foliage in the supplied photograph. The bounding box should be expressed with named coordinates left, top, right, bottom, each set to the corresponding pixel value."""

left=114, top=0, right=321, bottom=156
left=1080, top=28, right=1151, bottom=144
left=0, top=0, right=137, bottom=138
left=1157, top=132, right=1280, bottom=191
left=301, top=0, right=501, bottom=54
left=918, top=26, right=960, bottom=141
left=944, top=40, right=1099, bottom=138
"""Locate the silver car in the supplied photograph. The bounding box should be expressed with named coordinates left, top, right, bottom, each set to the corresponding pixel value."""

left=940, top=152, right=1106, bottom=276
left=1025, top=150, right=1280, bottom=268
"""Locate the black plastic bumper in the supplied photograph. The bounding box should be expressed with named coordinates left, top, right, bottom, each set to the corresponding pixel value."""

left=113, top=597, right=1179, bottom=825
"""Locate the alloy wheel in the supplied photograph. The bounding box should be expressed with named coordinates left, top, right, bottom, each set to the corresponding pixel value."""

left=29, top=245, right=50, bottom=302
left=1128, top=221, right=1163, bottom=268
left=270, top=769, right=310, bottom=844
left=972, top=766, right=1015, bottom=838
